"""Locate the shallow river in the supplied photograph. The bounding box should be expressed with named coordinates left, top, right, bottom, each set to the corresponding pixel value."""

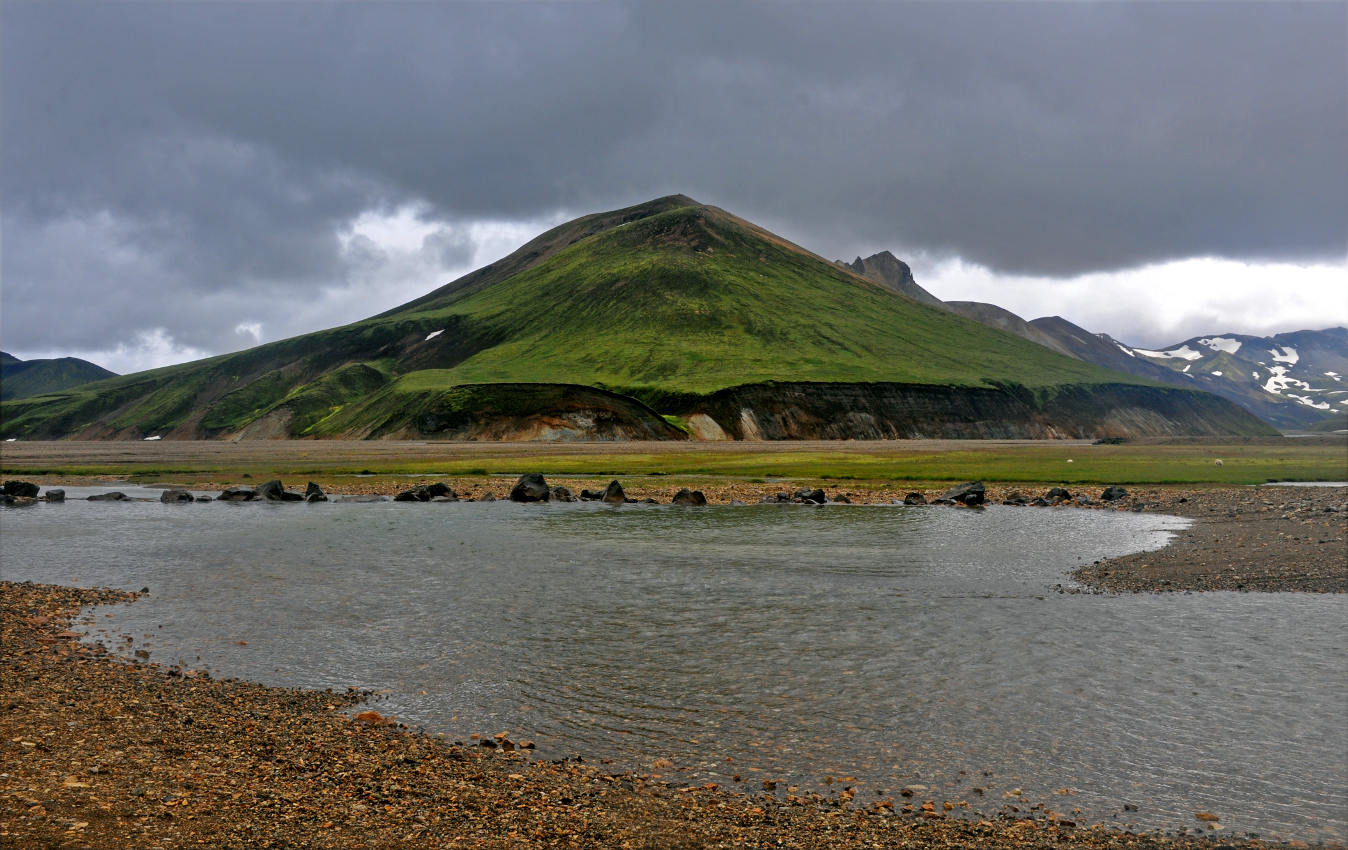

left=3, top=486, right=1345, bottom=842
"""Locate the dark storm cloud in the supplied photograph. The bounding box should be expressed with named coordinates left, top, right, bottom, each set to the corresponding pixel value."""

left=2, top=0, right=1344, bottom=363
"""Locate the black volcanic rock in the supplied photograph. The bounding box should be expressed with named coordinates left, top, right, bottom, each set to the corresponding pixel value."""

left=510, top=473, right=551, bottom=502
left=257, top=479, right=303, bottom=501
left=601, top=480, right=627, bottom=505
left=940, top=482, right=985, bottom=506
left=671, top=488, right=707, bottom=506
left=2, top=480, right=39, bottom=498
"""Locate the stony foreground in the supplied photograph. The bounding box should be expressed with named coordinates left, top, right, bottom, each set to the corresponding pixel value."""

left=1, top=583, right=1291, bottom=850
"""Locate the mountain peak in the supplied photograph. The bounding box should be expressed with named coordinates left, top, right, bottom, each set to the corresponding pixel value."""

left=842, top=252, right=944, bottom=307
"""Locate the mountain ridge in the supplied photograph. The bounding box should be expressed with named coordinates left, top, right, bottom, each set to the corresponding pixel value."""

left=0, top=352, right=117, bottom=401
left=844, top=252, right=1346, bottom=430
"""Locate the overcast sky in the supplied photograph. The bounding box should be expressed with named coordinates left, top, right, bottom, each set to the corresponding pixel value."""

left=2, top=1, right=1345, bottom=374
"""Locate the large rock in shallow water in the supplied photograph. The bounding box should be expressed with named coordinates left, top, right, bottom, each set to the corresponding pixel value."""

left=2, top=480, right=40, bottom=498
left=601, top=480, right=627, bottom=505
left=304, top=482, right=328, bottom=502
left=939, top=481, right=985, bottom=506
left=672, top=488, right=708, bottom=506
left=88, top=492, right=128, bottom=502
left=903, top=492, right=928, bottom=506
left=510, top=473, right=551, bottom=502
left=256, top=479, right=304, bottom=501
left=44, top=489, right=65, bottom=503
left=160, top=489, right=195, bottom=503
left=218, top=486, right=256, bottom=502
left=793, top=488, right=827, bottom=504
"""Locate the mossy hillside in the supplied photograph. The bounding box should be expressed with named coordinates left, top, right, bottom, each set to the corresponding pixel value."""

left=386, top=205, right=1126, bottom=394
left=2, top=197, right=1192, bottom=440
left=0, top=354, right=118, bottom=401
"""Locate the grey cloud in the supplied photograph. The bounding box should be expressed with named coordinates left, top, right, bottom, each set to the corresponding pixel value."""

left=1, top=1, right=1344, bottom=362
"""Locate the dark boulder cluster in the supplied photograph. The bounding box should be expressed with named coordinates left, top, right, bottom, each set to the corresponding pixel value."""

left=758, top=487, right=841, bottom=505
left=932, top=481, right=985, bottom=506
left=2, top=479, right=40, bottom=506
left=579, top=480, right=632, bottom=504
left=394, top=482, right=457, bottom=502
left=217, top=480, right=327, bottom=503
left=1000, top=485, right=1128, bottom=507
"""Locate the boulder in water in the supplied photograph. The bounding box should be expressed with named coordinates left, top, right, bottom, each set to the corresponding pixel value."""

left=510, top=473, right=551, bottom=502
left=671, top=488, right=707, bottom=506
left=256, top=479, right=303, bottom=502
left=2, top=480, right=40, bottom=498
left=939, top=482, right=985, bottom=506
left=601, top=480, right=628, bottom=505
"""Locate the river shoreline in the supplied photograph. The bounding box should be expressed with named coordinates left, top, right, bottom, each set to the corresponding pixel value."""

left=2, top=581, right=1311, bottom=850
left=9, top=474, right=1346, bottom=593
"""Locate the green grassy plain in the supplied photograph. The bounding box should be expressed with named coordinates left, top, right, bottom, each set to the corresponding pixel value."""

left=3, top=437, right=1343, bottom=489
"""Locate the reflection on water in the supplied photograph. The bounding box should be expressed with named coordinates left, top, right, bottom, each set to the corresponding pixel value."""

left=3, top=487, right=1345, bottom=842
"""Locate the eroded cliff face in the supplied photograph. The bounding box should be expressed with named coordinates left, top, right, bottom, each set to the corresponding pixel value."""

left=677, top=382, right=1277, bottom=441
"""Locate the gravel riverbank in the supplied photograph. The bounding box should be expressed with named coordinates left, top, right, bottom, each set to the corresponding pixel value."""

left=2, top=582, right=1299, bottom=850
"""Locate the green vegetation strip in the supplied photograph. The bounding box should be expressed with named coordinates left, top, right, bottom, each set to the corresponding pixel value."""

left=4, top=441, right=1343, bottom=486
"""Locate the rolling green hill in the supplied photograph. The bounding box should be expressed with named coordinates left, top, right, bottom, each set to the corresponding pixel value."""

left=0, top=352, right=117, bottom=401
left=0, top=197, right=1276, bottom=441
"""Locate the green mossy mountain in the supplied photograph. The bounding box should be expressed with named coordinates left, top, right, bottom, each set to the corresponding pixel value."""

left=0, top=197, right=1276, bottom=440
left=0, top=352, right=117, bottom=401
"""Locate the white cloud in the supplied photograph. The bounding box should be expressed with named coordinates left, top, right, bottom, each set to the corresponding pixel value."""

left=916, top=256, right=1348, bottom=348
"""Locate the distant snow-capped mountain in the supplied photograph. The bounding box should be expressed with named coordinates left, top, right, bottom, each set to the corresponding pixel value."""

left=1107, top=328, right=1347, bottom=430
left=844, top=252, right=1346, bottom=431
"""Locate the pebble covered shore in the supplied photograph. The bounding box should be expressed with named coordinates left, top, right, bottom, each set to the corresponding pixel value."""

left=2, top=583, right=1295, bottom=850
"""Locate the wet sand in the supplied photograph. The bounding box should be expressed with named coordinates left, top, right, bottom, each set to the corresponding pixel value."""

left=2, top=582, right=1289, bottom=849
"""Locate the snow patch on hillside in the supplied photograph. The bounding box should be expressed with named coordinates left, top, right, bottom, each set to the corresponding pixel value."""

left=1286, top=394, right=1331, bottom=410
left=1133, top=345, right=1202, bottom=361
left=1199, top=337, right=1241, bottom=354
left=1269, top=346, right=1299, bottom=365
left=424, top=329, right=444, bottom=341
left=1211, top=370, right=1223, bottom=376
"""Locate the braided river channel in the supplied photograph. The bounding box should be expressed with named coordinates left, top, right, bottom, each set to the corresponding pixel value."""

left=3, top=486, right=1345, bottom=842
